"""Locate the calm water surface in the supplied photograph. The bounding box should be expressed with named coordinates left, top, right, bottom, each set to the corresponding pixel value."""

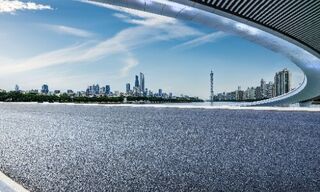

left=0, top=103, right=320, bottom=192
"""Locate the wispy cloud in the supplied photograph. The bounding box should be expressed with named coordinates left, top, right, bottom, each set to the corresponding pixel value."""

left=120, top=55, right=139, bottom=78
left=43, top=24, right=94, bottom=38
left=93, top=1, right=223, bottom=50
left=173, top=32, right=227, bottom=50
left=113, top=13, right=129, bottom=20
left=0, top=0, right=201, bottom=81
left=0, top=56, right=13, bottom=64
left=82, top=0, right=179, bottom=27
left=0, top=0, right=52, bottom=13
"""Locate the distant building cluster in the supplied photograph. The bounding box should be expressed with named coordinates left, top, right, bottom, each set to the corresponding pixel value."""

left=6, top=72, right=188, bottom=100
left=214, top=68, right=292, bottom=101
left=85, top=84, right=111, bottom=97
left=82, top=72, right=177, bottom=99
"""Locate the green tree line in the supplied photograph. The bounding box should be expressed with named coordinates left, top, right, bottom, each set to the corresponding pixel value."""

left=0, top=92, right=203, bottom=104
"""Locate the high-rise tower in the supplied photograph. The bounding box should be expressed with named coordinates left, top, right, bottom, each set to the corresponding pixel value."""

left=126, top=83, right=131, bottom=94
left=210, top=70, right=214, bottom=103
left=41, top=84, right=49, bottom=95
left=140, top=72, right=145, bottom=93
left=274, top=68, right=291, bottom=96
left=135, top=75, right=139, bottom=88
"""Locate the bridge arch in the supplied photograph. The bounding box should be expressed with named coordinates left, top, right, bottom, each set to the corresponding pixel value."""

left=89, top=0, right=320, bottom=106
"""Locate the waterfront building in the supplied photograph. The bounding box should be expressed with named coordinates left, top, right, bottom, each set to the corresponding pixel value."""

left=133, top=86, right=140, bottom=96
left=140, top=73, right=145, bottom=93
left=216, top=92, right=225, bottom=101
left=158, top=89, right=163, bottom=97
left=76, top=91, right=86, bottom=97
left=274, top=69, right=291, bottom=96
left=28, top=89, right=39, bottom=94
left=14, top=85, right=20, bottom=92
left=54, top=90, right=61, bottom=95
left=266, top=82, right=275, bottom=99
left=255, top=86, right=263, bottom=100
left=85, top=87, right=90, bottom=96
left=260, top=79, right=267, bottom=98
left=126, top=83, right=131, bottom=94
left=245, top=87, right=256, bottom=100
left=86, top=84, right=100, bottom=96
left=94, top=84, right=100, bottom=95
left=100, top=87, right=106, bottom=94
left=274, top=73, right=280, bottom=96
left=148, top=90, right=153, bottom=97
left=114, top=91, right=120, bottom=96
left=105, top=85, right=111, bottom=95
left=162, top=93, right=169, bottom=99
left=67, top=90, right=74, bottom=96
left=272, top=83, right=276, bottom=98
left=236, top=88, right=244, bottom=101
left=230, top=91, right=237, bottom=100
left=41, top=84, right=49, bottom=95
left=135, top=75, right=139, bottom=88
left=144, top=88, right=148, bottom=97
left=210, top=70, right=214, bottom=102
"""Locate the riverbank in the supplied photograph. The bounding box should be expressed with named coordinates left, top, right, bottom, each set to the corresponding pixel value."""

left=0, top=92, right=204, bottom=104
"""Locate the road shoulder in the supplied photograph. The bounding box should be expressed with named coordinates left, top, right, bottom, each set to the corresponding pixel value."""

left=0, top=171, right=29, bottom=192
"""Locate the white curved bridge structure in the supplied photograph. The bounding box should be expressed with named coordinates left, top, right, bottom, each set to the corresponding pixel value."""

left=89, top=0, right=320, bottom=106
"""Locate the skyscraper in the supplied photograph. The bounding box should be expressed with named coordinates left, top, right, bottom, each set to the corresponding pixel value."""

left=266, top=82, right=275, bottom=99
left=140, top=72, right=145, bottom=93
left=100, top=87, right=106, bottom=94
left=41, top=84, right=49, bottom=94
left=260, top=78, right=267, bottom=98
left=274, top=68, right=291, bottom=96
left=210, top=70, right=214, bottom=102
left=126, top=83, right=131, bottom=94
left=86, top=84, right=100, bottom=96
left=236, top=86, right=244, bottom=101
left=94, top=84, right=100, bottom=95
left=255, top=86, right=263, bottom=100
left=135, top=75, right=139, bottom=88
left=14, top=85, right=20, bottom=92
left=105, top=85, right=111, bottom=95
left=158, top=89, right=163, bottom=97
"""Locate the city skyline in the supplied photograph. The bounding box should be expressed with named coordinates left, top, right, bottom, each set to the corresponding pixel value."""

left=0, top=0, right=305, bottom=99
left=5, top=72, right=188, bottom=99
left=214, top=68, right=293, bottom=101
left=4, top=68, right=292, bottom=101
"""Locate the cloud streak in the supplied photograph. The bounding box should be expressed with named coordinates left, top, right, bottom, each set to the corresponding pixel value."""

left=44, top=24, right=94, bottom=38
left=0, top=0, right=52, bottom=13
left=0, top=1, right=201, bottom=77
left=120, top=55, right=139, bottom=78
left=173, top=32, right=227, bottom=50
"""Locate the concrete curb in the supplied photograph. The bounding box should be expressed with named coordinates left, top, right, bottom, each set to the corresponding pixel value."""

left=0, top=171, right=29, bottom=192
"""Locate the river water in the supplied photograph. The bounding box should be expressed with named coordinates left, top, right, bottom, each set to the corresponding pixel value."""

left=0, top=103, right=319, bottom=191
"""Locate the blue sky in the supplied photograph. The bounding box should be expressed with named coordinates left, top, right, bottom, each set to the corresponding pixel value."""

left=0, top=0, right=304, bottom=99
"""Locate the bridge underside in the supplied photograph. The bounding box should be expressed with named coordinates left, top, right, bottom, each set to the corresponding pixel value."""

left=88, top=0, right=320, bottom=106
